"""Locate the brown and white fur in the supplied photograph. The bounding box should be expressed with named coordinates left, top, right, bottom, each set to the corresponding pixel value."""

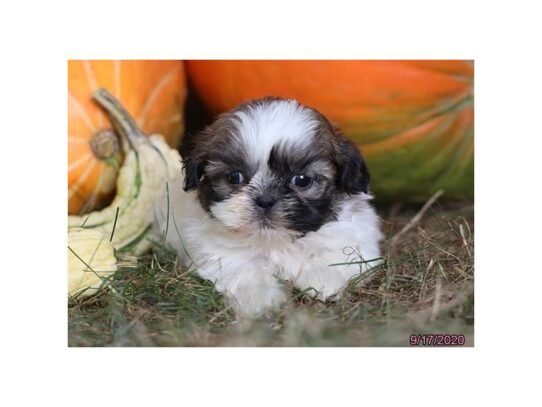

left=155, top=97, right=382, bottom=316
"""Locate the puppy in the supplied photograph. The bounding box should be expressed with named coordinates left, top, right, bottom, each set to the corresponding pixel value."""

left=155, top=97, right=382, bottom=316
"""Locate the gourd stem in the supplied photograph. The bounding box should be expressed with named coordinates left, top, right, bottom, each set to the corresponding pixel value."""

left=92, top=88, right=147, bottom=153
left=89, top=129, right=120, bottom=160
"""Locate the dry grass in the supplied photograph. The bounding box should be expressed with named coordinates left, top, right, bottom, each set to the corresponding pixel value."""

left=68, top=201, right=474, bottom=347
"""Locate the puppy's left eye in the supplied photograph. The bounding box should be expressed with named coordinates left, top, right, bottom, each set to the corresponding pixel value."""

left=291, top=174, right=312, bottom=188
left=226, top=171, right=244, bottom=185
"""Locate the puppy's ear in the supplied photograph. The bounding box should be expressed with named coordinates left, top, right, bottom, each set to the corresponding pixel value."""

left=182, top=156, right=204, bottom=191
left=332, top=130, right=370, bottom=194
left=179, top=132, right=205, bottom=191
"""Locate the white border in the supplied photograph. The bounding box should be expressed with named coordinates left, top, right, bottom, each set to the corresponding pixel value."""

left=2, top=0, right=542, bottom=406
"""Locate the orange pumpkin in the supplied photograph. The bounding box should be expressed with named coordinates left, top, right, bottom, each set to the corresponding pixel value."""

left=68, top=60, right=186, bottom=214
left=185, top=60, right=473, bottom=201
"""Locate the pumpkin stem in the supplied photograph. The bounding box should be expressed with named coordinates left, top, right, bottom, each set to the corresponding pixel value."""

left=92, top=88, right=147, bottom=153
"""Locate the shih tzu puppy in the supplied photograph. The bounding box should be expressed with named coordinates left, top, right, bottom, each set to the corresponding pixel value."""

left=155, top=97, right=382, bottom=316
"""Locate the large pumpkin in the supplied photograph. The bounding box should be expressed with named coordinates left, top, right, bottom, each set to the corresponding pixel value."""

left=68, top=60, right=186, bottom=214
left=185, top=60, right=473, bottom=201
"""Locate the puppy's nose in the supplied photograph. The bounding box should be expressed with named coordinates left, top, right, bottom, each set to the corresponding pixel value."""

left=255, top=195, right=277, bottom=209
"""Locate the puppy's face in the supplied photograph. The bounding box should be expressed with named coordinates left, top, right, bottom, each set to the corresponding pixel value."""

left=181, top=98, right=369, bottom=237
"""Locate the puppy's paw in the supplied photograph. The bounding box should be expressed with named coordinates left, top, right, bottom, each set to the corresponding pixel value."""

left=295, top=268, right=354, bottom=301
left=293, top=250, right=374, bottom=301
left=227, top=280, right=287, bottom=318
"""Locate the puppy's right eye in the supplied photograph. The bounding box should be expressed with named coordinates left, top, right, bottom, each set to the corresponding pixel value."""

left=226, top=171, right=244, bottom=185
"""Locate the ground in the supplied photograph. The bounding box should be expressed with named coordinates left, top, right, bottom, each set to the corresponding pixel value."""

left=68, top=200, right=474, bottom=347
